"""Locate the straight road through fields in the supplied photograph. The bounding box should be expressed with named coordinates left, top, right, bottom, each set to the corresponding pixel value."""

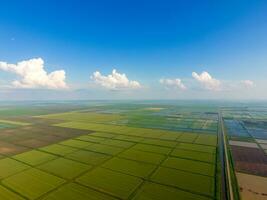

left=218, top=110, right=234, bottom=200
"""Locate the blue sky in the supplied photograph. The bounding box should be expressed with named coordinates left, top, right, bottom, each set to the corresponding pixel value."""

left=0, top=0, right=267, bottom=100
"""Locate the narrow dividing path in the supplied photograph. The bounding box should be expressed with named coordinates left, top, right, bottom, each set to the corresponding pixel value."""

left=218, top=110, right=234, bottom=200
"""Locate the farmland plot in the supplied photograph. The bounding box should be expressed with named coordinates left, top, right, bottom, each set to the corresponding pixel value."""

left=2, top=168, right=65, bottom=199
left=0, top=102, right=221, bottom=200
left=76, top=167, right=143, bottom=199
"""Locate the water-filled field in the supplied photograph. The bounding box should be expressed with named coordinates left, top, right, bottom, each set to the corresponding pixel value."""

left=222, top=105, right=267, bottom=199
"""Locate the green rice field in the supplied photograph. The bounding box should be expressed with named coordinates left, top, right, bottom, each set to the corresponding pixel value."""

left=0, top=101, right=222, bottom=200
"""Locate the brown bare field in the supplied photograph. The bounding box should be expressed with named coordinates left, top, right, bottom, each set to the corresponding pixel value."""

left=237, top=172, right=267, bottom=200
left=6, top=116, right=65, bottom=125
left=231, top=146, right=267, bottom=176
left=0, top=141, right=29, bottom=156
left=13, top=139, right=50, bottom=148
left=0, top=125, right=92, bottom=156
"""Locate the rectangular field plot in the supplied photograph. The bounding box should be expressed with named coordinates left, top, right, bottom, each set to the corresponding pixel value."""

left=259, top=143, right=267, bottom=150
left=2, top=168, right=65, bottom=199
left=90, top=132, right=117, bottom=139
left=114, top=135, right=144, bottom=142
left=136, top=131, right=163, bottom=139
left=230, top=145, right=267, bottom=176
left=65, top=149, right=111, bottom=165
left=171, top=148, right=215, bottom=163
left=76, top=167, right=142, bottom=199
left=236, top=172, right=267, bottom=200
left=101, top=139, right=135, bottom=148
left=177, top=143, right=216, bottom=154
left=38, top=158, right=91, bottom=179
left=141, top=138, right=177, bottom=148
left=0, top=158, right=30, bottom=179
left=229, top=140, right=259, bottom=148
left=194, top=134, right=217, bottom=146
left=84, top=143, right=124, bottom=155
left=12, top=150, right=57, bottom=166
left=0, top=185, right=25, bottom=200
left=131, top=143, right=172, bottom=155
left=119, top=149, right=165, bottom=165
left=255, top=139, right=267, bottom=144
left=39, top=144, right=78, bottom=156
left=158, top=132, right=182, bottom=140
left=162, top=157, right=215, bottom=177
left=59, top=139, right=93, bottom=149
left=76, top=135, right=107, bottom=143
left=13, top=138, right=49, bottom=148
left=102, top=157, right=156, bottom=178
left=42, top=183, right=117, bottom=200
left=124, top=130, right=147, bottom=138
left=0, top=141, right=29, bottom=156
left=132, top=182, right=211, bottom=200
left=176, top=133, right=198, bottom=143
left=151, top=167, right=214, bottom=197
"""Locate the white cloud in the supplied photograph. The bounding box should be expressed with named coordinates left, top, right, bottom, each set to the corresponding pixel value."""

left=192, top=71, right=221, bottom=91
left=241, top=80, right=254, bottom=88
left=159, top=78, right=186, bottom=90
left=0, top=58, right=68, bottom=89
left=91, top=69, right=141, bottom=90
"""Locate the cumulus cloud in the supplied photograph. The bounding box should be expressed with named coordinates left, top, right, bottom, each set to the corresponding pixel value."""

left=192, top=71, right=221, bottom=91
left=159, top=78, right=186, bottom=90
left=241, top=80, right=254, bottom=88
left=0, top=58, right=68, bottom=89
left=91, top=69, right=141, bottom=90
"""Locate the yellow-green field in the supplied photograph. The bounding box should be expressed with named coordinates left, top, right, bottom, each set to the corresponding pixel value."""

left=0, top=103, right=220, bottom=200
